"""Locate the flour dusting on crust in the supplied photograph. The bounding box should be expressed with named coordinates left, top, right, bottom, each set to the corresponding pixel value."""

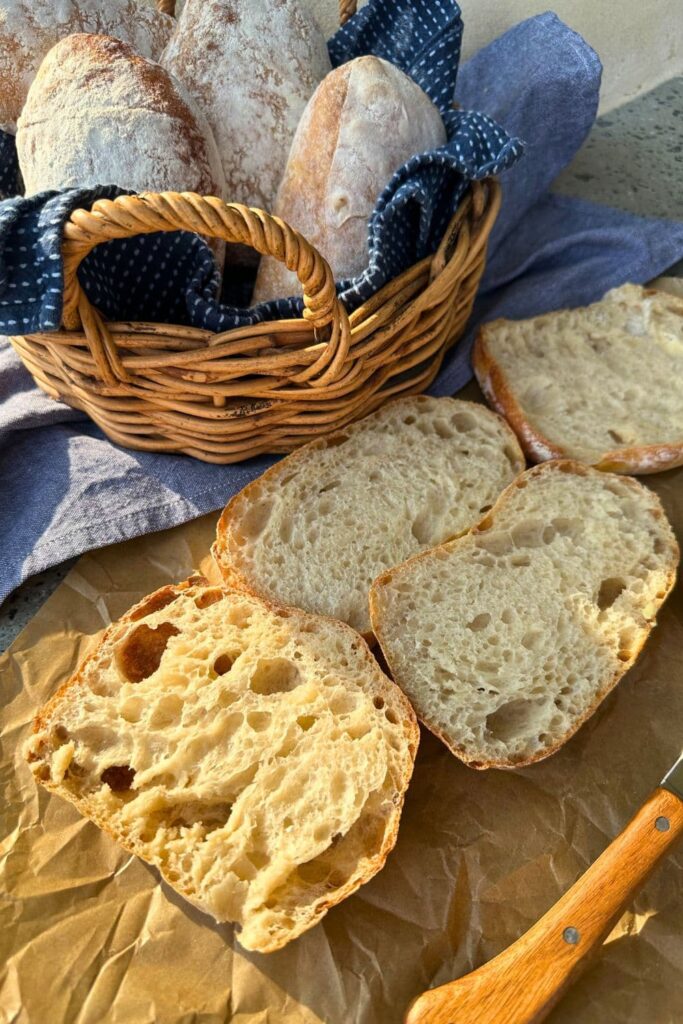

left=0, top=0, right=173, bottom=132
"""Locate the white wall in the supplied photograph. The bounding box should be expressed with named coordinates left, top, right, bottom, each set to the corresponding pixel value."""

left=302, top=0, right=682, bottom=112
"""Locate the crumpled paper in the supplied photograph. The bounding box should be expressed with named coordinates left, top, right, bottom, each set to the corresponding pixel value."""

left=1, top=392, right=682, bottom=1024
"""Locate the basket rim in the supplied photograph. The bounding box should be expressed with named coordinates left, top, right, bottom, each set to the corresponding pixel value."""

left=55, top=178, right=500, bottom=339
left=10, top=178, right=502, bottom=463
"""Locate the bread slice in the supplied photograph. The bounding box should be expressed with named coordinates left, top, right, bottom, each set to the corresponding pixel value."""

left=370, top=462, right=678, bottom=769
left=25, top=576, right=418, bottom=953
left=213, top=396, right=525, bottom=638
left=473, top=284, right=683, bottom=474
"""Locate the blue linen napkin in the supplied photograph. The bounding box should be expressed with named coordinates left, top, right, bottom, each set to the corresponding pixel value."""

left=2, top=10, right=683, bottom=601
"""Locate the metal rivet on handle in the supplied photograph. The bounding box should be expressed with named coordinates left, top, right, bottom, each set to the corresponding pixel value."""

left=655, top=816, right=671, bottom=832
left=563, top=927, right=581, bottom=945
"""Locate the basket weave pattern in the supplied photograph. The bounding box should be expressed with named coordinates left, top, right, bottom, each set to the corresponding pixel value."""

left=9, top=0, right=501, bottom=464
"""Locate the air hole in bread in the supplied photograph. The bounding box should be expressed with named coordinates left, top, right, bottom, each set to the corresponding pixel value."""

left=52, top=724, right=69, bottom=744
left=164, top=801, right=234, bottom=833
left=297, top=857, right=332, bottom=884
left=246, top=850, right=269, bottom=870
left=130, top=589, right=178, bottom=621
left=486, top=699, right=543, bottom=744
left=116, top=622, right=180, bottom=683
left=318, top=479, right=341, bottom=494
left=542, top=524, right=556, bottom=544
left=247, top=711, right=271, bottom=732
left=653, top=537, right=666, bottom=555
left=373, top=697, right=385, bottom=710
left=218, top=689, right=239, bottom=708
left=450, top=411, right=476, bottom=432
left=101, top=764, right=136, bottom=792
left=467, top=612, right=491, bottom=632
left=119, top=696, right=144, bottom=724
left=476, top=660, right=499, bottom=676
left=330, top=693, right=355, bottom=715
left=403, top=415, right=416, bottom=425
left=345, top=721, right=371, bottom=740
left=479, top=504, right=493, bottom=514
left=238, top=499, right=273, bottom=539
left=551, top=516, right=582, bottom=540
left=226, top=604, right=252, bottom=629
left=521, top=630, right=542, bottom=650
left=214, top=652, right=237, bottom=676
left=501, top=609, right=513, bottom=624
left=411, top=510, right=437, bottom=546
left=477, top=532, right=513, bottom=556
left=511, top=553, right=531, bottom=567
left=150, top=694, right=183, bottom=729
left=358, top=814, right=388, bottom=856
left=195, top=589, right=225, bottom=610
left=433, top=419, right=455, bottom=440
left=503, top=445, right=520, bottom=468
left=597, top=577, right=627, bottom=610
left=231, top=855, right=258, bottom=882
left=607, top=429, right=625, bottom=444
left=510, top=519, right=545, bottom=548
left=249, top=657, right=301, bottom=695
left=326, top=434, right=349, bottom=448
left=297, top=715, right=317, bottom=731
left=385, top=709, right=399, bottom=725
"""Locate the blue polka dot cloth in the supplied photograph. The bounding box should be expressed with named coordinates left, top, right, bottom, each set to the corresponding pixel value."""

left=0, top=132, right=21, bottom=200
left=0, top=0, right=523, bottom=337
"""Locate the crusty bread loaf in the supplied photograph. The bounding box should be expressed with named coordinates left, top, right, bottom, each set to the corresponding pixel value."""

left=252, top=56, right=447, bottom=302
left=370, top=461, right=678, bottom=769
left=473, top=284, right=683, bottom=475
left=213, top=397, right=524, bottom=637
left=162, top=0, right=331, bottom=212
left=0, top=0, right=173, bottom=133
left=26, top=576, right=418, bottom=953
left=16, top=33, right=225, bottom=200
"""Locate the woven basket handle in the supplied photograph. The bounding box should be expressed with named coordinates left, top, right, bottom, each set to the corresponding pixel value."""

left=155, top=0, right=358, bottom=25
left=61, top=192, right=351, bottom=389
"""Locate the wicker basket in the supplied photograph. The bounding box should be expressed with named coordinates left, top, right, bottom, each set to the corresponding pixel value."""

left=9, top=0, right=501, bottom=464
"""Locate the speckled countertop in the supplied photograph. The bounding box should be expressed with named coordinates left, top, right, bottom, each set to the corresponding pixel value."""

left=1, top=77, right=682, bottom=653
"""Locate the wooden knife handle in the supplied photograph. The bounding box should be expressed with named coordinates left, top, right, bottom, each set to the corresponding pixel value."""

left=406, top=787, right=683, bottom=1024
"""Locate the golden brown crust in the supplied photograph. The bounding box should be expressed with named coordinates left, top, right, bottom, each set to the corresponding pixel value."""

left=370, top=461, right=679, bottom=769
left=473, top=326, right=569, bottom=466
left=473, top=320, right=683, bottom=476
left=28, top=576, right=419, bottom=952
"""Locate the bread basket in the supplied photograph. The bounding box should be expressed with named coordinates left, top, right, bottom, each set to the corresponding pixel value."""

left=9, top=0, right=501, bottom=464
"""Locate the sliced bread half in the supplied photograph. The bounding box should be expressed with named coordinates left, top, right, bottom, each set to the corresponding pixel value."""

left=370, top=462, right=678, bottom=769
left=213, top=396, right=525, bottom=637
left=473, top=284, right=683, bottom=474
left=26, top=577, right=418, bottom=953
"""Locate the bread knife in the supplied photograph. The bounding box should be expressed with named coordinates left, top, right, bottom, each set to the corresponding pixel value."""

left=406, top=753, right=683, bottom=1024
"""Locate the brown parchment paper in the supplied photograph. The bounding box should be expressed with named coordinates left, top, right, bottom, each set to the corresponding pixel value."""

left=2, top=394, right=683, bottom=1024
